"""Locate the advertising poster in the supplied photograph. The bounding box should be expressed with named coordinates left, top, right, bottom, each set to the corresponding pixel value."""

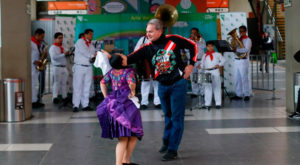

left=75, top=13, right=217, bottom=54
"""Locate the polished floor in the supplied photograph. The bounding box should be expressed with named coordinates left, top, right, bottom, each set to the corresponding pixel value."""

left=1, top=64, right=300, bottom=165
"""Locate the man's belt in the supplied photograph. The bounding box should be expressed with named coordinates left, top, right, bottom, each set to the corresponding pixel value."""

left=53, top=65, right=66, bottom=67
left=197, top=58, right=202, bottom=61
left=205, top=68, right=218, bottom=71
left=76, top=64, right=91, bottom=67
left=235, top=58, right=247, bottom=60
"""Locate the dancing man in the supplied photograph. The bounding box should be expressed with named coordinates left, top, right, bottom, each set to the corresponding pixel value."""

left=109, top=18, right=198, bottom=161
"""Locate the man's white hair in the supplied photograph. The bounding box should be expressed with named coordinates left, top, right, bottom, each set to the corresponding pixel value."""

left=147, top=19, right=163, bottom=30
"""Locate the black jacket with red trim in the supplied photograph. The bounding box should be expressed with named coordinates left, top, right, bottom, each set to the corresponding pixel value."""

left=127, top=34, right=198, bottom=85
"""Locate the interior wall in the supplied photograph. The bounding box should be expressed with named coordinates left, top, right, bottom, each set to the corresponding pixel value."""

left=0, top=0, right=32, bottom=120
left=229, top=0, right=252, bottom=15
left=285, top=1, right=300, bottom=113
left=0, top=48, right=3, bottom=121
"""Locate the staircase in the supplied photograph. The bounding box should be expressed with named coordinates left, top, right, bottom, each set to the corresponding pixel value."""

left=267, top=0, right=286, bottom=59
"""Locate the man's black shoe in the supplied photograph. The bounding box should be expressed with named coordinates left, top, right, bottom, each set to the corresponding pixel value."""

left=73, top=107, right=79, bottom=112
left=288, top=112, right=300, bottom=118
left=32, top=102, right=45, bottom=108
left=216, top=105, right=221, bottom=109
left=244, top=96, right=250, bottom=101
left=231, top=96, right=243, bottom=100
left=190, top=94, right=198, bottom=98
left=155, top=104, right=161, bottom=109
left=62, top=98, right=69, bottom=106
left=82, top=106, right=94, bottom=111
left=159, top=145, right=168, bottom=154
left=161, top=150, right=178, bottom=161
left=205, top=106, right=211, bottom=111
left=53, top=98, right=60, bottom=104
left=140, top=105, right=148, bottom=110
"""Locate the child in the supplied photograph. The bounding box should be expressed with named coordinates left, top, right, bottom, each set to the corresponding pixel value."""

left=200, top=41, right=225, bottom=109
left=96, top=54, right=143, bottom=165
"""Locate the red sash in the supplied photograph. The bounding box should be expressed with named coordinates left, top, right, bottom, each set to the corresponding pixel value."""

left=53, top=42, right=64, bottom=53
left=239, top=35, right=248, bottom=41
left=31, top=36, right=41, bottom=48
left=205, top=50, right=215, bottom=61
left=82, top=37, right=91, bottom=47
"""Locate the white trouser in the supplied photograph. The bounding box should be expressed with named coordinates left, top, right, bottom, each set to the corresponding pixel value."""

left=90, top=81, right=95, bottom=98
left=141, top=79, right=160, bottom=106
left=32, top=70, right=39, bottom=103
left=234, top=59, right=250, bottom=97
left=190, top=61, right=203, bottom=95
left=52, top=66, right=69, bottom=99
left=72, top=65, right=93, bottom=108
left=204, top=70, right=222, bottom=106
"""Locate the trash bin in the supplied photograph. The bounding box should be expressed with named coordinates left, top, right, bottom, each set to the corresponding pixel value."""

left=3, top=78, right=25, bottom=122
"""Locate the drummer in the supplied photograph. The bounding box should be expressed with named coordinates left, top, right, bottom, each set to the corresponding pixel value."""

left=200, top=41, right=225, bottom=110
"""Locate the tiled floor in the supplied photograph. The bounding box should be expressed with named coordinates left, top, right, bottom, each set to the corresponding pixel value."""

left=1, top=64, right=299, bottom=165
left=1, top=88, right=300, bottom=165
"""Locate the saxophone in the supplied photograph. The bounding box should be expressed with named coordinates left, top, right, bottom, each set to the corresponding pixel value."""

left=36, top=43, right=49, bottom=71
left=228, top=29, right=247, bottom=59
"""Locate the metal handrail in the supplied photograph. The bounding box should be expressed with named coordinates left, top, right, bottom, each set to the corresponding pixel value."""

left=264, top=0, right=283, bottom=42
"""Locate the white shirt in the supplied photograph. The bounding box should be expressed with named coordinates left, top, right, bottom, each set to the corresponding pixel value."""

left=74, top=38, right=96, bottom=65
left=236, top=37, right=252, bottom=59
left=196, top=38, right=206, bottom=60
left=134, top=36, right=150, bottom=51
left=93, top=51, right=112, bottom=75
left=49, top=45, right=67, bottom=66
left=31, top=41, right=41, bottom=72
left=200, top=52, right=226, bottom=70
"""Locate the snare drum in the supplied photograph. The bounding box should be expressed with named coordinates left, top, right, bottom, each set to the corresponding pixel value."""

left=203, top=73, right=212, bottom=83
left=192, top=72, right=206, bottom=83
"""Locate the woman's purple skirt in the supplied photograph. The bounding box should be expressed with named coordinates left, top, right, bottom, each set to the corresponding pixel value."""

left=96, top=88, right=143, bottom=139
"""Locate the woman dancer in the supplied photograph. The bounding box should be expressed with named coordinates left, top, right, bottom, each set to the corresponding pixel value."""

left=96, top=54, right=143, bottom=165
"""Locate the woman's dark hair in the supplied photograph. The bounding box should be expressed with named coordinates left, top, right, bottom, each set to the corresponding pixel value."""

left=109, top=54, right=124, bottom=70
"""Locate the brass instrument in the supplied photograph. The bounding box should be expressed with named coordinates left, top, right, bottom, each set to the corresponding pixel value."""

left=155, top=4, right=178, bottom=29
left=36, top=44, right=49, bottom=71
left=227, top=28, right=247, bottom=59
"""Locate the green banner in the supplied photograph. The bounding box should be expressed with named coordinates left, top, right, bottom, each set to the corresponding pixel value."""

left=75, top=13, right=217, bottom=54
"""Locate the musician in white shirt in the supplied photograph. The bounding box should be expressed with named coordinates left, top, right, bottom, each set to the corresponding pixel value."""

left=200, top=41, right=225, bottom=109
left=134, top=36, right=161, bottom=109
left=189, top=28, right=206, bottom=97
left=232, top=26, right=252, bottom=101
left=49, top=32, right=70, bottom=105
left=72, top=29, right=96, bottom=112
left=31, top=28, right=45, bottom=108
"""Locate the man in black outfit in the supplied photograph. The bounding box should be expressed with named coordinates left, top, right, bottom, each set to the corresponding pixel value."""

left=115, top=18, right=198, bottom=161
left=260, top=32, right=274, bottom=73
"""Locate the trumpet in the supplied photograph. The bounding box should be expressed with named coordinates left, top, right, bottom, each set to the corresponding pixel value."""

left=36, top=42, right=49, bottom=71
left=227, top=29, right=247, bottom=59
